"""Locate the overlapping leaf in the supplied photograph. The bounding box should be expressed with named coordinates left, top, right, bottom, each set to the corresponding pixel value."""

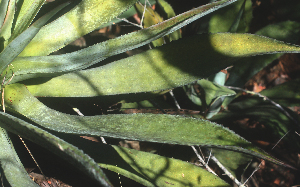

left=0, top=112, right=113, bottom=187
left=23, top=33, right=300, bottom=97
left=4, top=0, right=237, bottom=84
left=19, top=0, right=139, bottom=56
left=4, top=83, right=289, bottom=167
left=0, top=3, right=69, bottom=73
left=0, top=128, right=39, bottom=187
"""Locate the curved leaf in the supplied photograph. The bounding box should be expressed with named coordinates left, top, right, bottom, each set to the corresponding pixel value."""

left=0, top=2, right=69, bottom=73
left=59, top=134, right=231, bottom=187
left=24, top=33, right=300, bottom=97
left=2, top=0, right=237, bottom=84
left=226, top=21, right=300, bottom=87
left=103, top=146, right=229, bottom=186
left=0, top=0, right=9, bottom=29
left=209, top=0, right=252, bottom=33
left=10, top=0, right=45, bottom=41
left=0, top=111, right=113, bottom=187
left=4, top=83, right=288, bottom=167
left=0, top=0, right=15, bottom=43
left=0, top=128, right=39, bottom=187
left=135, top=3, right=164, bottom=47
left=19, top=0, right=139, bottom=56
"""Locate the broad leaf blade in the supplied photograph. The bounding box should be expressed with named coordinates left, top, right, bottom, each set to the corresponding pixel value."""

left=0, top=2, right=69, bottom=73
left=4, top=83, right=289, bottom=167
left=0, top=112, right=113, bottom=187
left=0, top=128, right=39, bottom=187
left=24, top=33, right=300, bottom=97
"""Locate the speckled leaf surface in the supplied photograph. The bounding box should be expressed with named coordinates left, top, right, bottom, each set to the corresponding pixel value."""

left=4, top=83, right=288, bottom=167
left=2, top=0, right=237, bottom=84
left=24, top=33, right=300, bottom=97
left=226, top=21, right=300, bottom=88
left=19, top=0, right=139, bottom=56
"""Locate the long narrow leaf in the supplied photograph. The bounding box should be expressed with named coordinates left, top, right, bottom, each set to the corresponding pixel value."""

left=0, top=0, right=15, bottom=42
left=4, top=83, right=290, bottom=167
left=0, top=2, right=69, bottom=73
left=66, top=135, right=231, bottom=187
left=24, top=33, right=300, bottom=97
left=0, top=0, right=9, bottom=29
left=19, top=0, right=139, bottom=56
left=10, top=0, right=45, bottom=41
left=3, top=0, right=238, bottom=84
left=0, top=112, right=113, bottom=187
left=0, top=128, right=39, bottom=187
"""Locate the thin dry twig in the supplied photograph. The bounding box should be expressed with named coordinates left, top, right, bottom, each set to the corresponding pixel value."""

left=191, top=146, right=217, bottom=175
left=210, top=154, right=246, bottom=187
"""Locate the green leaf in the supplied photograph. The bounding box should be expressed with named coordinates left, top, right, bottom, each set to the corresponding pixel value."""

left=0, top=0, right=15, bottom=43
left=211, top=148, right=252, bottom=179
left=103, top=146, right=230, bottom=186
left=24, top=33, right=300, bottom=97
left=0, top=128, right=39, bottom=187
left=135, top=3, right=165, bottom=47
left=10, top=0, right=45, bottom=41
left=157, top=0, right=181, bottom=41
left=97, top=0, right=157, bottom=29
left=0, top=2, right=69, bottom=74
left=226, top=21, right=300, bottom=88
left=0, top=111, right=113, bottom=187
left=59, top=134, right=231, bottom=187
left=209, top=0, right=252, bottom=33
left=228, top=0, right=247, bottom=33
left=3, top=0, right=238, bottom=84
left=19, top=0, right=139, bottom=56
left=0, top=0, right=9, bottom=30
left=185, top=79, right=235, bottom=108
left=4, top=83, right=289, bottom=167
